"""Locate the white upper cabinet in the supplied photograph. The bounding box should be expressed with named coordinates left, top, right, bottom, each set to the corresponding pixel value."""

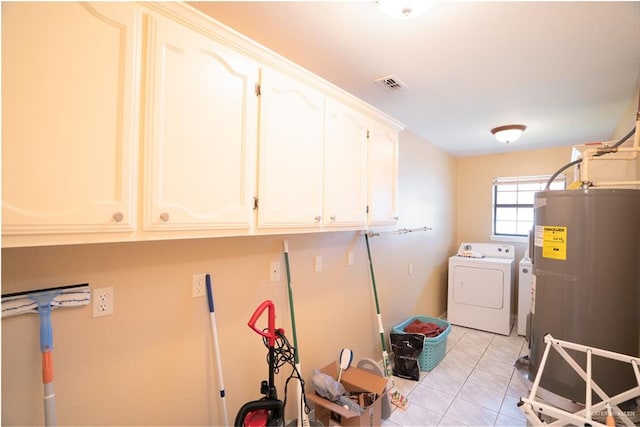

left=257, top=68, right=325, bottom=228
left=1, top=2, right=142, bottom=243
left=323, top=99, right=368, bottom=227
left=367, top=120, right=399, bottom=226
left=2, top=2, right=403, bottom=247
left=143, top=13, right=259, bottom=232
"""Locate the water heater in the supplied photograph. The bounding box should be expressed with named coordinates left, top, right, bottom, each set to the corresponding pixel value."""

left=529, top=188, right=640, bottom=403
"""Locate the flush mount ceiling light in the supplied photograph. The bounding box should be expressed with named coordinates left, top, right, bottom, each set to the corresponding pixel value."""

left=491, top=124, right=527, bottom=144
left=378, top=0, right=433, bottom=19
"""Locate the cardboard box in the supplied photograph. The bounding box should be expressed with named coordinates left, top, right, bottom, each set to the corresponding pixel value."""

left=307, top=362, right=388, bottom=426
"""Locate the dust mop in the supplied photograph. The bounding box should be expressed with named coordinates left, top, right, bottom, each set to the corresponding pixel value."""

left=2, top=283, right=91, bottom=426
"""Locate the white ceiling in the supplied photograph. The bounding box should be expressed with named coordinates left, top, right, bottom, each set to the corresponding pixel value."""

left=188, top=1, right=640, bottom=157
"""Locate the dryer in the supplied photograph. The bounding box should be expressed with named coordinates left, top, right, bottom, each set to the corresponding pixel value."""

left=447, top=243, right=515, bottom=335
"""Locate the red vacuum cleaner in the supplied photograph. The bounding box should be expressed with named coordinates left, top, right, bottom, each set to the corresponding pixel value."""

left=235, top=300, right=298, bottom=427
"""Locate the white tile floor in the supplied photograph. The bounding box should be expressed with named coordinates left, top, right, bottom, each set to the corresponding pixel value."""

left=382, top=324, right=532, bottom=427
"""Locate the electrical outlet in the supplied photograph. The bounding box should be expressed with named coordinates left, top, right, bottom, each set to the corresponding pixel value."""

left=314, top=256, right=322, bottom=272
left=347, top=251, right=354, bottom=266
left=193, top=274, right=206, bottom=297
left=269, top=262, right=281, bottom=282
left=92, top=287, right=114, bottom=318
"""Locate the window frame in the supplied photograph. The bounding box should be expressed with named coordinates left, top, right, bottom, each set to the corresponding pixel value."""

left=491, top=174, right=566, bottom=239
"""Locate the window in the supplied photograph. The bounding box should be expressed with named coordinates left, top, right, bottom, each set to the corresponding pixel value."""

left=492, top=175, right=566, bottom=237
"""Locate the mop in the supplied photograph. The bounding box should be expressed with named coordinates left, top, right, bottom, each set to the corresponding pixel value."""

left=2, top=283, right=91, bottom=427
left=205, top=274, right=229, bottom=426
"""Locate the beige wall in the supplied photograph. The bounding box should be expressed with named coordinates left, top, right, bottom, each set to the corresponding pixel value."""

left=454, top=146, right=574, bottom=322
left=3, top=76, right=634, bottom=425
left=454, top=91, right=640, bottom=316
left=456, top=146, right=573, bottom=261
left=1, top=130, right=457, bottom=425
left=455, top=83, right=639, bottom=258
left=613, top=84, right=639, bottom=139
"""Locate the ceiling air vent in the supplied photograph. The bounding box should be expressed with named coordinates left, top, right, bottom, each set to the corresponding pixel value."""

left=374, top=75, right=407, bottom=92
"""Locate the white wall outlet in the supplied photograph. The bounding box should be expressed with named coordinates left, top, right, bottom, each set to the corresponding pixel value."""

left=408, top=263, right=413, bottom=275
left=314, top=255, right=322, bottom=272
left=269, top=262, right=281, bottom=282
left=347, top=251, right=354, bottom=266
left=92, top=287, right=114, bottom=318
left=193, top=274, right=206, bottom=297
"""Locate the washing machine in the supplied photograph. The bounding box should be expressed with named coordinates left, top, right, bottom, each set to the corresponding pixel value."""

left=517, top=256, right=533, bottom=336
left=447, top=243, right=515, bottom=335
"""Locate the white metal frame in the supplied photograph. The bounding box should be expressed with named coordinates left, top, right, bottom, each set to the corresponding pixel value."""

left=581, top=118, right=640, bottom=188
left=520, top=334, right=640, bottom=426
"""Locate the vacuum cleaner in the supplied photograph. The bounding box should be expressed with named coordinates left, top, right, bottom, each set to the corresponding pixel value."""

left=235, top=300, right=309, bottom=427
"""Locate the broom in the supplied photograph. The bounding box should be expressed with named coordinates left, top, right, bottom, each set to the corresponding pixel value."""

left=364, top=232, right=391, bottom=377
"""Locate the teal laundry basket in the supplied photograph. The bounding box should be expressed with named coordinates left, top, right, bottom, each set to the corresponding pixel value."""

left=392, top=316, right=451, bottom=371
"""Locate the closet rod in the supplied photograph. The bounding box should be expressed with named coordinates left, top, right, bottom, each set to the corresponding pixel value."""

left=366, top=226, right=432, bottom=238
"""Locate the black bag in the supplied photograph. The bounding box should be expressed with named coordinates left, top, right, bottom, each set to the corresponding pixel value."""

left=390, top=333, right=424, bottom=381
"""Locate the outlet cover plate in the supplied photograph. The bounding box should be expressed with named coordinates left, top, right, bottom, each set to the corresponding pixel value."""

left=193, top=274, right=206, bottom=298
left=92, top=287, right=114, bottom=318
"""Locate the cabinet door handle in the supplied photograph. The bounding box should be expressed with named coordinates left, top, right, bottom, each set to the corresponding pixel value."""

left=160, top=212, right=170, bottom=222
left=314, top=215, right=321, bottom=222
left=330, top=215, right=336, bottom=222
left=393, top=216, right=399, bottom=221
left=112, top=212, right=124, bottom=222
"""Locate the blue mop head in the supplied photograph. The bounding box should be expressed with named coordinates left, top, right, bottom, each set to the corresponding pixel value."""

left=2, top=284, right=90, bottom=318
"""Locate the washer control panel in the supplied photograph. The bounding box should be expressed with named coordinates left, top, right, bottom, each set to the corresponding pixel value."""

left=456, top=243, right=515, bottom=259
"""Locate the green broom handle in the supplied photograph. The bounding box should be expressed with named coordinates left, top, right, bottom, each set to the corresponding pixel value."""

left=283, top=240, right=311, bottom=427
left=365, top=232, right=383, bottom=318
left=283, top=241, right=300, bottom=364
left=365, top=232, right=391, bottom=376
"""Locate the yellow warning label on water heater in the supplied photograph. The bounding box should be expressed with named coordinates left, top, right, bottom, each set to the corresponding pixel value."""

left=542, top=226, right=567, bottom=260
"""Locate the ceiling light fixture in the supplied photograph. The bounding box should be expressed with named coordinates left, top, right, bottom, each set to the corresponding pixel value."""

left=378, top=0, right=433, bottom=20
left=491, top=124, right=527, bottom=144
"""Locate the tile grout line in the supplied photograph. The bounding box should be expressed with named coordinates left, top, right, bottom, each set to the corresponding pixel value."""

left=436, top=328, right=496, bottom=425
left=441, top=328, right=526, bottom=426
left=385, top=326, right=529, bottom=426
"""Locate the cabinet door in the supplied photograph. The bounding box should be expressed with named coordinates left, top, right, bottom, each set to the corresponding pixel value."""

left=367, top=120, right=399, bottom=226
left=144, top=14, right=259, bottom=231
left=258, top=68, right=324, bottom=228
left=323, top=99, right=367, bottom=227
left=2, top=2, right=141, bottom=240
